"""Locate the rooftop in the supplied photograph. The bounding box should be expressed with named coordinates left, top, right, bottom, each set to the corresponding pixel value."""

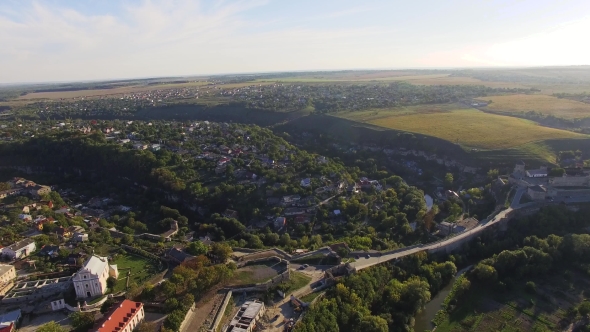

left=93, top=300, right=143, bottom=332
left=0, top=309, right=20, bottom=329
left=81, top=255, right=109, bottom=276
left=5, top=238, right=35, bottom=252
left=0, top=265, right=13, bottom=276
left=228, top=300, right=264, bottom=332
left=529, top=185, right=547, bottom=193
left=526, top=169, right=548, bottom=176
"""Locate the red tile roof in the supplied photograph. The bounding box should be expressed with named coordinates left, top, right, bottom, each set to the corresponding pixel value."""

left=94, top=300, right=143, bottom=332
left=0, top=323, right=13, bottom=332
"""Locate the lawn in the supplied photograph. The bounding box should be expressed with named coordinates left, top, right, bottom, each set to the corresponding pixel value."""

left=111, top=254, right=161, bottom=292
left=282, top=271, right=312, bottom=294
left=229, top=264, right=281, bottom=286
left=300, top=292, right=323, bottom=303
left=342, top=107, right=585, bottom=150
left=477, top=94, right=590, bottom=119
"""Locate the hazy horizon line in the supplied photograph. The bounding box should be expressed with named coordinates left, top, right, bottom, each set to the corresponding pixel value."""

left=2, top=64, right=590, bottom=87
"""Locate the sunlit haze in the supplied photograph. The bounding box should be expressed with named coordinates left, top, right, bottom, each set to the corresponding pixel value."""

left=1, top=0, right=590, bottom=83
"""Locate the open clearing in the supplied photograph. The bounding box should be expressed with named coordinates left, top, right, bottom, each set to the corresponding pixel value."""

left=229, top=264, right=282, bottom=286
left=435, top=273, right=590, bottom=332
left=111, top=254, right=160, bottom=292
left=478, top=94, right=590, bottom=119
left=339, top=107, right=585, bottom=150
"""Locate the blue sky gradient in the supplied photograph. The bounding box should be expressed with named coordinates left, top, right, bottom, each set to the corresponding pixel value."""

left=1, top=0, right=589, bottom=82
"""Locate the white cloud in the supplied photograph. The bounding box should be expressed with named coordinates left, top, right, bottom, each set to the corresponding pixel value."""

left=460, top=16, right=590, bottom=67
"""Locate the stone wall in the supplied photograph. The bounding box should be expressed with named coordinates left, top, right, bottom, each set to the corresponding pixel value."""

left=209, top=291, right=232, bottom=332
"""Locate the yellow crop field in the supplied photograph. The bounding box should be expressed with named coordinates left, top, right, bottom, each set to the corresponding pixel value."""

left=16, top=81, right=213, bottom=100
left=477, top=94, right=590, bottom=118
left=361, top=108, right=585, bottom=150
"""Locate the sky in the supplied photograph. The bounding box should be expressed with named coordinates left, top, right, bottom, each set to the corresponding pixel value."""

left=1, top=0, right=590, bottom=83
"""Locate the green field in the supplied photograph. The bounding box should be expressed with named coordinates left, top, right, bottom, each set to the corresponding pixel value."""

left=338, top=106, right=586, bottom=151
left=478, top=94, right=590, bottom=119
left=111, top=254, right=161, bottom=292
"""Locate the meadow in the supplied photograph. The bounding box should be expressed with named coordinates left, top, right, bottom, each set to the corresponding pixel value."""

left=111, top=254, right=161, bottom=292
left=338, top=106, right=585, bottom=150
left=478, top=94, right=590, bottom=119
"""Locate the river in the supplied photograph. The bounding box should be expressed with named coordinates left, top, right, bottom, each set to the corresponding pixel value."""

left=413, top=266, right=471, bottom=332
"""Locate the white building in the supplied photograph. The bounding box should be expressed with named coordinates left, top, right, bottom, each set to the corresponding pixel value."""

left=73, top=256, right=119, bottom=299
left=0, top=265, right=16, bottom=296
left=227, top=300, right=266, bottom=332
left=1, top=239, right=36, bottom=260
left=92, top=300, right=144, bottom=332
left=526, top=166, right=548, bottom=178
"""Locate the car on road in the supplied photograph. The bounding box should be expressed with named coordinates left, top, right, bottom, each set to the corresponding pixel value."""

left=299, top=264, right=309, bottom=270
left=355, top=255, right=360, bottom=259
left=365, top=254, right=371, bottom=259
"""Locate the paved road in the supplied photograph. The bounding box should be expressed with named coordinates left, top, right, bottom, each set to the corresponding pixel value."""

left=350, top=186, right=533, bottom=270
left=350, top=185, right=590, bottom=271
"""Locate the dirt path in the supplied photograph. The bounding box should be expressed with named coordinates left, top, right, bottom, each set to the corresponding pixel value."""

left=182, top=286, right=225, bottom=332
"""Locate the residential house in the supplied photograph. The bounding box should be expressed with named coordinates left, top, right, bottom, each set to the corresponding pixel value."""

left=91, top=300, right=144, bottom=332
left=1, top=239, right=36, bottom=260
left=527, top=185, right=547, bottom=201
left=284, top=208, right=305, bottom=216
left=39, top=245, right=60, bottom=257
left=300, top=178, right=311, bottom=187
left=282, top=195, right=301, bottom=206
left=132, top=143, right=148, bottom=150
left=274, top=217, right=286, bottom=230
left=526, top=166, right=548, bottom=178
left=223, top=209, right=239, bottom=219
left=347, top=183, right=360, bottom=194
left=0, top=309, right=21, bottom=332
left=73, top=255, right=119, bottom=299
left=70, top=226, right=88, bottom=242
left=0, top=265, right=16, bottom=296
left=436, top=222, right=456, bottom=236
left=29, top=184, right=51, bottom=198
left=18, top=214, right=32, bottom=222
left=0, top=188, right=22, bottom=200
left=165, top=247, right=196, bottom=264
left=55, top=227, right=72, bottom=239
left=294, top=215, right=311, bottom=224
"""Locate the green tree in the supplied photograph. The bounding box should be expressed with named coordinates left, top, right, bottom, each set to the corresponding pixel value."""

left=487, top=169, right=499, bottom=180
left=136, top=321, right=157, bottom=332
left=100, top=298, right=115, bottom=314
left=37, top=322, right=68, bottom=332
left=186, top=241, right=208, bottom=256
left=444, top=173, right=454, bottom=189
left=107, top=276, right=117, bottom=290
left=211, top=242, right=232, bottom=262
left=579, top=301, right=590, bottom=317
left=69, top=311, right=95, bottom=331
left=358, top=315, right=389, bottom=332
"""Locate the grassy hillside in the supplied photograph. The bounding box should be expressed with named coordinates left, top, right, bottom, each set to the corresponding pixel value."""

left=283, top=112, right=590, bottom=167
left=477, top=94, right=590, bottom=119
left=338, top=107, right=586, bottom=150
